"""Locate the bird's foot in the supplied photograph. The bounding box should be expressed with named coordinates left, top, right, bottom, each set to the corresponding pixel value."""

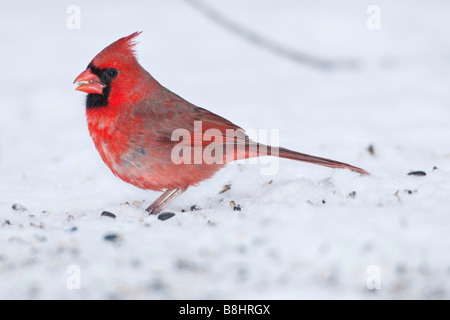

left=146, top=188, right=186, bottom=215
left=146, top=204, right=162, bottom=215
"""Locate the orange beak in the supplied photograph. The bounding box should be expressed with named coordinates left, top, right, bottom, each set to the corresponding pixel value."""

left=73, top=68, right=105, bottom=94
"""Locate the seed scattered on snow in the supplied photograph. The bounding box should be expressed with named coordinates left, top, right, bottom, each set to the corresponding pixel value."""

left=190, top=205, right=201, bottom=211
left=133, top=200, right=143, bottom=206
left=307, top=199, right=327, bottom=206
left=3, top=220, right=11, bottom=226
left=101, top=211, right=116, bottom=219
left=12, top=203, right=27, bottom=212
left=229, top=201, right=241, bottom=211
left=219, top=184, right=231, bottom=194
left=394, top=190, right=402, bottom=203
left=265, top=179, right=273, bottom=185
left=30, top=222, right=44, bottom=229
left=158, top=212, right=175, bottom=221
left=407, top=171, right=426, bottom=176
left=433, top=166, right=439, bottom=171
left=175, top=258, right=199, bottom=271
left=348, top=191, right=357, bottom=199
left=367, top=144, right=375, bottom=156
left=104, top=233, right=120, bottom=243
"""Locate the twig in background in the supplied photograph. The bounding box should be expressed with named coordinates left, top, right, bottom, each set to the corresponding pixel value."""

left=183, top=0, right=360, bottom=71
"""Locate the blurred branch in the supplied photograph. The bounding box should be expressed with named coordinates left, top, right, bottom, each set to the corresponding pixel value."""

left=184, top=0, right=360, bottom=71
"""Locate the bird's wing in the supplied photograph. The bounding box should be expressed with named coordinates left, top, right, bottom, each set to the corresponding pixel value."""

left=133, top=88, right=250, bottom=147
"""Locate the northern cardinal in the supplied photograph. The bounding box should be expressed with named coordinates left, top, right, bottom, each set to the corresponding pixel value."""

left=74, top=32, right=369, bottom=214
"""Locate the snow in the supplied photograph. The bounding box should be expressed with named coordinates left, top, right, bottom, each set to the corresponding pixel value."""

left=1, top=0, right=450, bottom=299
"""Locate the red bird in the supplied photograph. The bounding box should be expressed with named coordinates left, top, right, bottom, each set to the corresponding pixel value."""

left=74, top=32, right=369, bottom=215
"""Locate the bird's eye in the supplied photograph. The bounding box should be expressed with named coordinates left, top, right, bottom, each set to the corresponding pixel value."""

left=107, top=69, right=118, bottom=78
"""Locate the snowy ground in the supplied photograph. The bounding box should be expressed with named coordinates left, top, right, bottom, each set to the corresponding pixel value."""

left=1, top=0, right=450, bottom=299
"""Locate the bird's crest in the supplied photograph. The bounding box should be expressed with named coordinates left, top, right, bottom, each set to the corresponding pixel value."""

left=91, top=32, right=142, bottom=68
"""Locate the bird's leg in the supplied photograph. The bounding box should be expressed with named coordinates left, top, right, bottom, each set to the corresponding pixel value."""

left=153, top=188, right=185, bottom=214
left=146, top=189, right=174, bottom=213
left=146, top=188, right=186, bottom=215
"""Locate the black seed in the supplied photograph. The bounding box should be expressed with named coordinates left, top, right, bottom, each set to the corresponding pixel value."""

left=3, top=220, right=11, bottom=226
left=104, top=233, right=120, bottom=242
left=69, top=226, right=78, bottom=232
left=233, top=205, right=242, bottom=211
left=322, top=199, right=326, bottom=204
left=190, top=205, right=201, bottom=211
left=407, top=171, right=426, bottom=176
left=12, top=203, right=27, bottom=211
left=101, top=211, right=116, bottom=219
left=158, top=212, right=175, bottom=221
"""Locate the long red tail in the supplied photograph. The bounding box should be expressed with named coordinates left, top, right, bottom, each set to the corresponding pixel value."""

left=249, top=144, right=369, bottom=175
